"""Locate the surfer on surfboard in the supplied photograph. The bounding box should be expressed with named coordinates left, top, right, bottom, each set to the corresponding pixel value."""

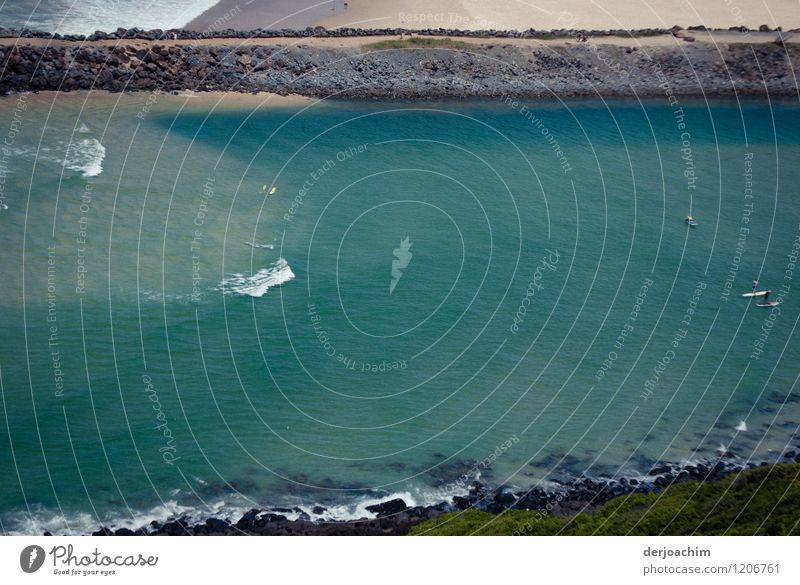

left=757, top=291, right=780, bottom=307
left=754, top=290, right=781, bottom=307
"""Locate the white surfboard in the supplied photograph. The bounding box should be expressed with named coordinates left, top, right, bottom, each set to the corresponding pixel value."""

left=742, top=290, right=771, bottom=298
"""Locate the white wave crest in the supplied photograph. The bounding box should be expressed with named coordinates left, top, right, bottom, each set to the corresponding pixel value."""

left=63, top=138, right=106, bottom=178
left=219, top=258, right=295, bottom=297
left=2, top=488, right=433, bottom=534
left=3, top=0, right=220, bottom=37
left=244, top=241, right=275, bottom=250
left=321, top=491, right=421, bottom=520
left=2, top=500, right=196, bottom=536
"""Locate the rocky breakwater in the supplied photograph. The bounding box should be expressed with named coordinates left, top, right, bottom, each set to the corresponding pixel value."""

left=1, top=28, right=799, bottom=98
left=82, top=500, right=449, bottom=536
left=71, top=449, right=800, bottom=536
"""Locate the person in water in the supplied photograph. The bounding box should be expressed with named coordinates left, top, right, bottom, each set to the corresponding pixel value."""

left=753, top=278, right=759, bottom=291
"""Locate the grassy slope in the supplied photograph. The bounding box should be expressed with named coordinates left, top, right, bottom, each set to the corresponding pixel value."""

left=410, top=463, right=800, bottom=535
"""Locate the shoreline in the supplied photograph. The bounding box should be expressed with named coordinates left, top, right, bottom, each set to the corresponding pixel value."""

left=179, top=0, right=800, bottom=33
left=185, top=0, right=348, bottom=32
left=2, top=23, right=799, bottom=537
left=46, top=451, right=800, bottom=536
left=3, top=29, right=798, bottom=47
left=4, top=24, right=799, bottom=42
left=1, top=28, right=798, bottom=99
left=319, top=0, right=800, bottom=32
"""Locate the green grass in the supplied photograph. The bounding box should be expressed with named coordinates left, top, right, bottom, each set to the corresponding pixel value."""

left=410, top=463, right=800, bottom=535
left=364, top=37, right=471, bottom=50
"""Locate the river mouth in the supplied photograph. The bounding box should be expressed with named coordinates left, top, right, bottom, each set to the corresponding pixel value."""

left=0, top=92, right=799, bottom=534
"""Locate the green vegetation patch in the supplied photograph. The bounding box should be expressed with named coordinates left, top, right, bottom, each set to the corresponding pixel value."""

left=411, top=463, right=800, bottom=535
left=364, top=37, right=471, bottom=50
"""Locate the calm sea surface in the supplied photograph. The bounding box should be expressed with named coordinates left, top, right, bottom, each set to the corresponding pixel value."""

left=0, top=92, right=798, bottom=533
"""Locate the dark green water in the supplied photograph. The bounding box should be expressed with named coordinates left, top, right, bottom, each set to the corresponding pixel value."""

left=0, top=92, right=798, bottom=533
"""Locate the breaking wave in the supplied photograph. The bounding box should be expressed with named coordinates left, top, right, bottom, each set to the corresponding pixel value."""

left=244, top=241, right=275, bottom=250
left=0, top=0, right=220, bottom=37
left=8, top=134, right=106, bottom=178
left=1, top=501, right=197, bottom=536
left=219, top=258, right=295, bottom=297
left=63, top=137, right=106, bottom=178
left=1, top=488, right=432, bottom=535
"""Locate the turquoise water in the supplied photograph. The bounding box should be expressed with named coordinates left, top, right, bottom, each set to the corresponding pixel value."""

left=1, top=92, right=799, bottom=533
left=0, top=0, right=343, bottom=35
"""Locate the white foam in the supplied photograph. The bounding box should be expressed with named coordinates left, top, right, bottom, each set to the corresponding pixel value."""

left=192, top=476, right=209, bottom=486
left=244, top=241, right=275, bottom=250
left=6, top=137, right=105, bottom=178
left=9, top=0, right=221, bottom=37
left=735, top=420, right=748, bottom=432
left=2, top=500, right=196, bottom=536
left=219, top=258, right=295, bottom=297
left=63, top=138, right=106, bottom=178
left=316, top=491, right=420, bottom=520
left=3, top=489, right=432, bottom=534
left=139, top=289, right=192, bottom=303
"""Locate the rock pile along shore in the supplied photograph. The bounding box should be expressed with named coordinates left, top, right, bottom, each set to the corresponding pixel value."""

left=72, top=452, right=799, bottom=536
left=1, top=26, right=798, bottom=98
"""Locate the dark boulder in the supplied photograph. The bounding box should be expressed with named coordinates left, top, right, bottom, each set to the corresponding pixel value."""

left=205, top=518, right=231, bottom=534
left=235, top=508, right=259, bottom=530
left=649, top=464, right=673, bottom=476
left=490, top=489, right=517, bottom=509
left=452, top=495, right=474, bottom=510
left=366, top=498, right=407, bottom=517
left=158, top=517, right=190, bottom=536
left=653, top=475, right=671, bottom=487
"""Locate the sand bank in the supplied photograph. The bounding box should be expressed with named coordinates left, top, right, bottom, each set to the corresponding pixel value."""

left=322, top=0, right=800, bottom=31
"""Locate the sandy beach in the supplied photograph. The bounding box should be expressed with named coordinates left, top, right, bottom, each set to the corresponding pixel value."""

left=321, top=0, right=800, bottom=30
left=187, top=0, right=800, bottom=32
left=186, top=0, right=349, bottom=31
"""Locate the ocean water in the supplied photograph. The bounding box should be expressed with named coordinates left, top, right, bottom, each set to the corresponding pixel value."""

left=0, top=92, right=799, bottom=534
left=0, top=0, right=219, bottom=35
left=0, top=0, right=345, bottom=35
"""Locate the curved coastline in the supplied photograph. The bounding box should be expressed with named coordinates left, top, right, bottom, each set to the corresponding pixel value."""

left=2, top=23, right=799, bottom=539
left=36, top=452, right=798, bottom=536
